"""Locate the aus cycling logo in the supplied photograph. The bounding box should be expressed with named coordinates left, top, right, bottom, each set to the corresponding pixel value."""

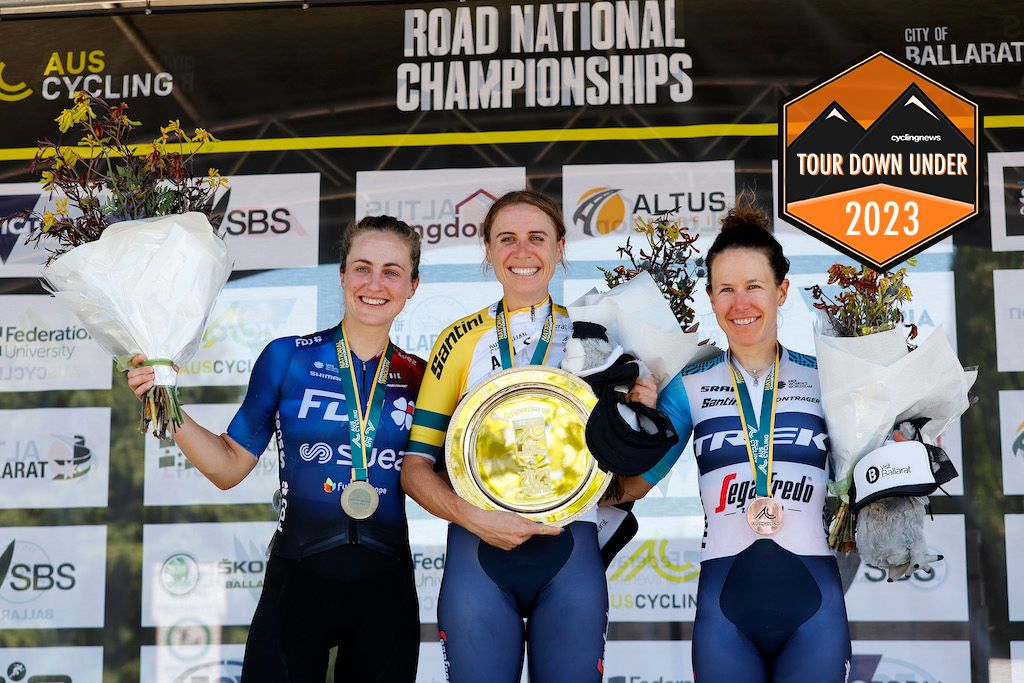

left=0, top=62, right=32, bottom=102
left=608, top=539, right=700, bottom=584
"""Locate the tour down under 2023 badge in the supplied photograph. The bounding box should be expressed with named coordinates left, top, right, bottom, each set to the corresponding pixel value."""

left=780, top=52, right=978, bottom=270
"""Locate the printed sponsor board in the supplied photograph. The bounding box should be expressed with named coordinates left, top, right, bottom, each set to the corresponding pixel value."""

left=144, top=404, right=279, bottom=507
left=606, top=516, right=702, bottom=623
left=141, top=522, right=275, bottom=627
left=409, top=517, right=448, bottom=624
left=844, top=514, right=967, bottom=621
left=780, top=52, right=977, bottom=269
left=850, top=640, right=971, bottom=683
left=999, top=391, right=1024, bottom=496
left=356, top=167, right=526, bottom=265
left=176, top=285, right=318, bottom=388
left=140, top=643, right=245, bottom=683
left=1013, top=641, right=1024, bottom=683
left=989, top=152, right=1024, bottom=252
left=418, top=642, right=527, bottom=683
left=0, top=295, right=112, bottom=391
left=994, top=270, right=1024, bottom=372
left=562, top=161, right=734, bottom=262
left=389, top=280, right=503, bottom=359
left=0, top=525, right=107, bottom=629
left=1007, top=516, right=1024, bottom=621
left=0, top=646, right=104, bottom=683
left=604, top=641, right=693, bottom=683
left=0, top=407, right=110, bottom=509
left=0, top=182, right=64, bottom=278
left=210, top=173, right=321, bottom=271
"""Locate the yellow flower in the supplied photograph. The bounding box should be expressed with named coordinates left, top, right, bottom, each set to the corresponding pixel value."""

left=79, top=133, right=99, bottom=148
left=39, top=171, right=55, bottom=188
left=59, top=147, right=80, bottom=166
left=160, top=119, right=182, bottom=136
left=55, top=198, right=69, bottom=215
left=42, top=211, right=55, bottom=231
left=191, top=128, right=213, bottom=144
left=55, top=109, right=76, bottom=133
left=206, top=168, right=229, bottom=189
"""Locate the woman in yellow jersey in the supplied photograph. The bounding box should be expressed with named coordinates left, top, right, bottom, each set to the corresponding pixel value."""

left=402, top=190, right=653, bottom=683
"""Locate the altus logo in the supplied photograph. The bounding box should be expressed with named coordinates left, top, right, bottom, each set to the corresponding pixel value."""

left=608, top=539, right=699, bottom=583
left=573, top=187, right=626, bottom=236
left=0, top=63, right=32, bottom=102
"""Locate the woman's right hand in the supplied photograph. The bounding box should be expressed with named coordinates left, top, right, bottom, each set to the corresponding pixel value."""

left=467, top=508, right=562, bottom=551
left=126, top=354, right=155, bottom=400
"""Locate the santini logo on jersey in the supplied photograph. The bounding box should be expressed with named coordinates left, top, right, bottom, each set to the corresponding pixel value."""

left=430, top=313, right=484, bottom=379
left=714, top=472, right=816, bottom=513
left=693, top=427, right=827, bottom=456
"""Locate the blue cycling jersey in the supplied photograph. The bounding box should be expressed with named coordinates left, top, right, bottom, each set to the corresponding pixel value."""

left=228, top=325, right=425, bottom=560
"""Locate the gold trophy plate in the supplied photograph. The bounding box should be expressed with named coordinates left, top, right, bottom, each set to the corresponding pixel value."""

left=445, top=366, right=611, bottom=526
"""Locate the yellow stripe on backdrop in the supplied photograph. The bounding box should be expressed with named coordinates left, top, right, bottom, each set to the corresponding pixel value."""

left=0, top=117, right=1018, bottom=162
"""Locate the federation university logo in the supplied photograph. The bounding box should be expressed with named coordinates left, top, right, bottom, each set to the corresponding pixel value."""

left=574, top=187, right=626, bottom=236
left=781, top=52, right=978, bottom=270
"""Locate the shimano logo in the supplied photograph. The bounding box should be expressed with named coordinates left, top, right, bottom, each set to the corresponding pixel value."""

left=296, top=389, right=349, bottom=421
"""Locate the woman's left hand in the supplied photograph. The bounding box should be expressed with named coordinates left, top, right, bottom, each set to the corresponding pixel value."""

left=625, top=376, right=657, bottom=408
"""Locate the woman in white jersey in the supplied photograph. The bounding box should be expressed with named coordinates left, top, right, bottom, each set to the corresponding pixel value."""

left=402, top=190, right=654, bottom=683
left=619, top=202, right=852, bottom=683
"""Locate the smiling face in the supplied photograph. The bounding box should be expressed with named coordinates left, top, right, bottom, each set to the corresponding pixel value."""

left=707, top=247, right=789, bottom=354
left=340, top=230, right=418, bottom=334
left=485, top=203, right=565, bottom=310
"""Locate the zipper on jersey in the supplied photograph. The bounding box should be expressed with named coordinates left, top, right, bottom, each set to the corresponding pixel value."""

left=530, top=304, right=536, bottom=321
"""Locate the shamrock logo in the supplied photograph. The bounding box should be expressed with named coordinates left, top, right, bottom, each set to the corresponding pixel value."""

left=391, top=397, right=415, bottom=430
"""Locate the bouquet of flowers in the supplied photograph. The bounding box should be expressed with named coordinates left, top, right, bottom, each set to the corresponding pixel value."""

left=807, top=263, right=975, bottom=575
left=12, top=92, right=232, bottom=438
left=568, top=211, right=715, bottom=390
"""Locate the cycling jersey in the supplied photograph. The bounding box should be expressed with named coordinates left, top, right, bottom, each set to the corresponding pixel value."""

left=645, top=348, right=850, bottom=683
left=409, top=300, right=607, bottom=683
left=228, top=325, right=426, bottom=561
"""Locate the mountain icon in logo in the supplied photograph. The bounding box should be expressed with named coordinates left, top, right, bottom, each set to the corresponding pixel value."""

left=0, top=194, right=42, bottom=264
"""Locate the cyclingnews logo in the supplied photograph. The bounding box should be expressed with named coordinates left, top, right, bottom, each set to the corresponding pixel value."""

left=0, top=50, right=174, bottom=103
left=781, top=51, right=978, bottom=270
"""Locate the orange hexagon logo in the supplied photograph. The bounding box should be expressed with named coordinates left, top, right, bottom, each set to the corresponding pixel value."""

left=780, top=52, right=978, bottom=270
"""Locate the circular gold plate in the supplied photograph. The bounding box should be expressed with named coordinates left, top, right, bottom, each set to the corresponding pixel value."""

left=446, top=366, right=610, bottom=526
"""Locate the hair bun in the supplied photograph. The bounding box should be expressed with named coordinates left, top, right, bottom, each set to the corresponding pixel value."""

left=720, top=205, right=770, bottom=232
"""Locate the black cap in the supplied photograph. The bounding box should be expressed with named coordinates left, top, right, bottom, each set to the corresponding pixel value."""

left=585, top=381, right=679, bottom=477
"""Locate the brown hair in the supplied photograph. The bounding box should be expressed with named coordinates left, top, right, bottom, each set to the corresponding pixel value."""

left=705, top=195, right=789, bottom=288
left=338, top=215, right=422, bottom=281
left=481, top=190, right=567, bottom=244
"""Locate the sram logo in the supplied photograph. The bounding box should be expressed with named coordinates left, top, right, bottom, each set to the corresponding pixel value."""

left=297, top=389, right=350, bottom=421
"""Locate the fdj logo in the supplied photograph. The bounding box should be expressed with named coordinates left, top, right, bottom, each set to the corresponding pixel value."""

left=297, top=389, right=350, bottom=422
left=0, top=540, right=76, bottom=603
left=0, top=661, right=71, bottom=683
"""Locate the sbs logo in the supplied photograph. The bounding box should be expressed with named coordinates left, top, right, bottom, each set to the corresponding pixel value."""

left=160, top=553, right=200, bottom=596
left=573, top=188, right=626, bottom=236
left=0, top=539, right=76, bottom=603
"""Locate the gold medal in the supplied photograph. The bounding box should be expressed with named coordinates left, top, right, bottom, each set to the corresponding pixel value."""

left=340, top=480, right=379, bottom=520
left=746, top=496, right=784, bottom=535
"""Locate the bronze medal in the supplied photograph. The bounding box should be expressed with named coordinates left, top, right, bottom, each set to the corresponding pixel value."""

left=746, top=496, right=784, bottom=535
left=340, top=480, right=379, bottom=520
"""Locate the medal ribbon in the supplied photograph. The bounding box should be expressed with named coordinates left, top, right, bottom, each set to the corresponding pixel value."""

left=495, top=298, right=556, bottom=369
left=727, top=348, right=780, bottom=497
left=335, top=324, right=393, bottom=483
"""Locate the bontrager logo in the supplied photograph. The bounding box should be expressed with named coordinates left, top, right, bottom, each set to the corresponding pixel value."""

left=573, top=188, right=626, bottom=236
left=608, top=539, right=699, bottom=584
left=0, top=62, right=32, bottom=101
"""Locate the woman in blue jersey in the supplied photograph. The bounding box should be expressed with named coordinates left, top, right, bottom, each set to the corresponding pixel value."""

left=617, top=203, right=852, bottom=683
left=127, top=216, right=426, bottom=682
left=402, top=190, right=654, bottom=683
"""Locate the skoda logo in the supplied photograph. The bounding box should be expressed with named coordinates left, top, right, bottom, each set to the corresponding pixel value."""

left=866, top=466, right=880, bottom=484
left=160, top=553, right=200, bottom=596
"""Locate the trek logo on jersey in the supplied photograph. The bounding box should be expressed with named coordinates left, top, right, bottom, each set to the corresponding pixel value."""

left=694, top=427, right=828, bottom=456
left=296, top=389, right=350, bottom=421
left=714, top=472, right=816, bottom=513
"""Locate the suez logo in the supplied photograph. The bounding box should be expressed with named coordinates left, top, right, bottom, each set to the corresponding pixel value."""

left=572, top=188, right=728, bottom=236
left=0, top=540, right=75, bottom=596
left=0, top=661, right=73, bottom=683
left=0, top=435, right=93, bottom=480
left=713, top=472, right=815, bottom=513
left=297, top=440, right=404, bottom=472
left=0, top=50, right=173, bottom=103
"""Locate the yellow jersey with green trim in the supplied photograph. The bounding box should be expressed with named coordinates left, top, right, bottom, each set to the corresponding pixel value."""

left=408, top=299, right=572, bottom=466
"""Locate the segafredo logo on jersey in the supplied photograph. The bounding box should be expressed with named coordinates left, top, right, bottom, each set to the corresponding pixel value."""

left=714, top=472, right=816, bottom=513
left=203, top=173, right=320, bottom=270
